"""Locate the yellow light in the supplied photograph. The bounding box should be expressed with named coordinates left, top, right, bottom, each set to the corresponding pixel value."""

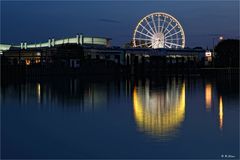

left=133, top=82, right=186, bottom=140
left=25, top=59, right=31, bottom=65
left=205, top=51, right=212, bottom=57
left=37, top=83, right=41, bottom=104
left=35, top=58, right=41, bottom=64
left=205, top=83, right=212, bottom=110
left=219, top=96, right=223, bottom=130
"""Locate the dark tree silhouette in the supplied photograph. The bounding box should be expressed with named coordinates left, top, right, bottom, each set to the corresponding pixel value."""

left=124, top=40, right=134, bottom=48
left=214, top=39, right=239, bottom=67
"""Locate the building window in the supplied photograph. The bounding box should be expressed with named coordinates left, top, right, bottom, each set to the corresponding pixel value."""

left=25, top=59, right=31, bottom=65
left=35, top=58, right=41, bottom=64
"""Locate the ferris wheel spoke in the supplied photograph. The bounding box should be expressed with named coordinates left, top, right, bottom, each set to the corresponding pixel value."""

left=165, top=38, right=183, bottom=41
left=149, top=40, right=158, bottom=48
left=163, top=22, right=175, bottom=35
left=165, top=24, right=178, bottom=37
left=136, top=41, right=152, bottom=45
left=163, top=19, right=172, bottom=33
left=139, top=23, right=154, bottom=36
left=165, top=41, right=182, bottom=47
left=159, top=26, right=163, bottom=33
left=165, top=30, right=182, bottom=39
left=176, top=33, right=179, bottom=40
left=148, top=43, right=153, bottom=48
left=144, top=18, right=156, bottom=34
left=151, top=15, right=158, bottom=33
left=135, top=41, right=152, bottom=47
left=144, top=41, right=152, bottom=46
left=136, top=30, right=153, bottom=39
left=157, top=15, right=160, bottom=33
left=162, top=26, right=170, bottom=34
left=161, top=16, right=167, bottom=33
left=134, top=37, right=152, bottom=41
left=165, top=43, right=171, bottom=48
left=164, top=28, right=170, bottom=34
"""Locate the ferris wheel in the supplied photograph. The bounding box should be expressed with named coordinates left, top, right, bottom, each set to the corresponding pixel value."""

left=133, top=12, right=185, bottom=49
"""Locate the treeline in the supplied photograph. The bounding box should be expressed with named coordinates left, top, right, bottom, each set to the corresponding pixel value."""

left=214, top=39, right=239, bottom=67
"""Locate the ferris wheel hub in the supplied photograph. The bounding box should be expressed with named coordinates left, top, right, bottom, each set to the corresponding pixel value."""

left=152, top=32, right=165, bottom=48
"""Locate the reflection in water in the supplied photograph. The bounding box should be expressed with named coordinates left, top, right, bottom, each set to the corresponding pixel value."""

left=219, top=96, right=223, bottom=130
left=37, top=83, right=41, bottom=104
left=4, top=78, right=131, bottom=112
left=133, top=79, right=185, bottom=140
left=1, top=76, right=239, bottom=159
left=205, top=83, right=212, bottom=110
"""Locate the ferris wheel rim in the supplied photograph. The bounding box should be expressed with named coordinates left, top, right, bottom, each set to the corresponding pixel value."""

left=133, top=12, right=186, bottom=49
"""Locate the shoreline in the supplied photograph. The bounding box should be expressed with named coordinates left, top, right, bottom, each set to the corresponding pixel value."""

left=1, top=66, right=239, bottom=79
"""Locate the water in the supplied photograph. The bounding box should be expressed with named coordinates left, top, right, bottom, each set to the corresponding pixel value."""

left=1, top=75, right=239, bottom=159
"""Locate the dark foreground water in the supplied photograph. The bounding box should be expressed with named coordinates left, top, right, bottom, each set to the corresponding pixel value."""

left=1, top=75, right=239, bottom=159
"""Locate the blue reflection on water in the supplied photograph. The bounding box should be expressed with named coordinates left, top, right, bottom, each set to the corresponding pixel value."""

left=1, top=75, right=239, bottom=159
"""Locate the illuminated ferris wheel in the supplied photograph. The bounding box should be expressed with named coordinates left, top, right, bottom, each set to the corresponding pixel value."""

left=133, top=12, right=185, bottom=49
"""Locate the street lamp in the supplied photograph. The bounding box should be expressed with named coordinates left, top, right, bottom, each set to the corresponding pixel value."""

left=219, top=36, right=224, bottom=41
left=211, top=35, right=223, bottom=67
left=212, top=35, right=224, bottom=55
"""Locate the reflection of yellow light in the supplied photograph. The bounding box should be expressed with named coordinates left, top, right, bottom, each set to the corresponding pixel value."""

left=205, top=83, right=212, bottom=110
left=219, top=96, right=223, bottom=130
left=37, top=83, right=41, bottom=104
left=133, top=82, right=185, bottom=140
left=26, top=59, right=31, bottom=65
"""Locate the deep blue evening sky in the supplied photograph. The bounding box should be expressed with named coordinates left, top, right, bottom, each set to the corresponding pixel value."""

left=1, top=0, right=239, bottom=48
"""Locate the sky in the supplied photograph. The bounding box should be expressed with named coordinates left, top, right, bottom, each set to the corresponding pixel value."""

left=1, top=0, right=239, bottom=48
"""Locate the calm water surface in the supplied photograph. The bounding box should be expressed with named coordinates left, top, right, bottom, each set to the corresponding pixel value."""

left=1, top=75, right=239, bottom=159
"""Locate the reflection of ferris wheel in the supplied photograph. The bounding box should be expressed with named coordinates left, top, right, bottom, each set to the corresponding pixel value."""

left=133, top=12, right=185, bottom=49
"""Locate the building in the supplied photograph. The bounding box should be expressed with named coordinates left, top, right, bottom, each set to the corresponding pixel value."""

left=1, top=34, right=212, bottom=75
